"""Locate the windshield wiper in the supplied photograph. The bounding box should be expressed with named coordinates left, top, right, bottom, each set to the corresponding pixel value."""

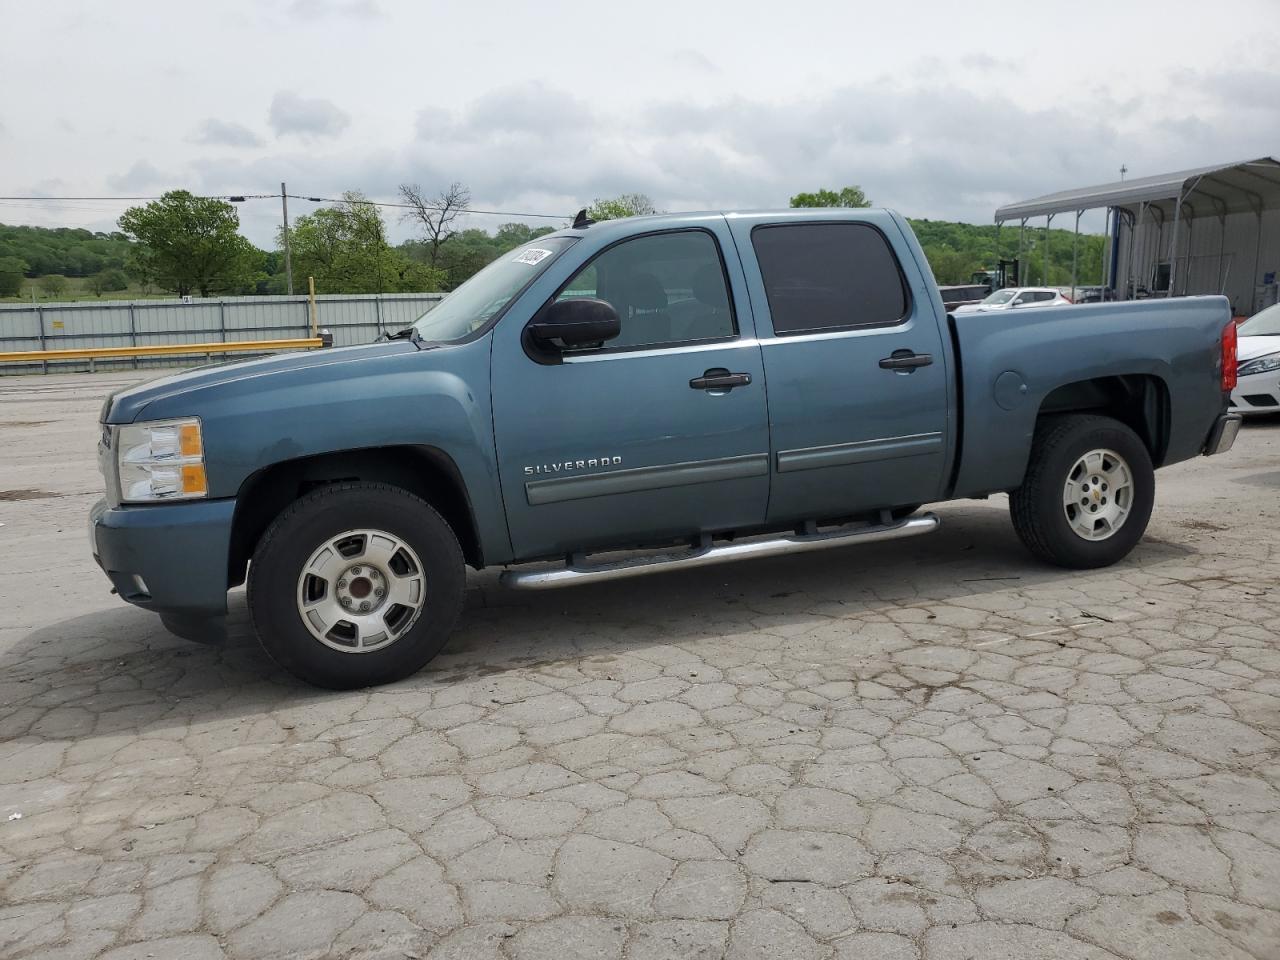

left=378, top=326, right=422, bottom=345
left=376, top=326, right=446, bottom=350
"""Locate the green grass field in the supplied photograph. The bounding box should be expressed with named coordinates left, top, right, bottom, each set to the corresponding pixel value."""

left=0, top=279, right=181, bottom=304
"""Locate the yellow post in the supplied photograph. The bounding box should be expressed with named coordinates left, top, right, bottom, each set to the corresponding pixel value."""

left=307, top=276, right=318, bottom=337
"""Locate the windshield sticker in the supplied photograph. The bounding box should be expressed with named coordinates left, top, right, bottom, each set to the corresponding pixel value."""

left=513, top=248, right=553, bottom=265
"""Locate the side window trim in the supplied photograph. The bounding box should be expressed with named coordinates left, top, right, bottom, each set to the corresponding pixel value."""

left=533, top=227, right=741, bottom=357
left=749, top=220, right=914, bottom=337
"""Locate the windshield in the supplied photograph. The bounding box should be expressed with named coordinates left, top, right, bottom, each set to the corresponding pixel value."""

left=409, top=237, right=576, bottom=341
left=981, top=289, right=1017, bottom=305
left=1239, top=303, right=1280, bottom=336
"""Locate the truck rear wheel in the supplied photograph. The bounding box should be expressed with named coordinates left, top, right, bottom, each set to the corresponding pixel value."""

left=247, top=482, right=465, bottom=689
left=1009, top=414, right=1154, bottom=569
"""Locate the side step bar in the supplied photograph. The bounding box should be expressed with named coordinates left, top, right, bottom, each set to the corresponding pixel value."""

left=500, top=512, right=939, bottom=590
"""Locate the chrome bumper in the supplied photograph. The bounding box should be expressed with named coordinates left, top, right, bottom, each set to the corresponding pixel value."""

left=1205, top=413, right=1242, bottom=456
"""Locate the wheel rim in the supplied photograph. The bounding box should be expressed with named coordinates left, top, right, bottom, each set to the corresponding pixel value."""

left=295, top=529, right=427, bottom=653
left=1062, top=448, right=1134, bottom=542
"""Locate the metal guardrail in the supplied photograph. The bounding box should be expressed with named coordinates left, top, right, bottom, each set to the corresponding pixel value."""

left=0, top=336, right=330, bottom=364
left=0, top=292, right=442, bottom=375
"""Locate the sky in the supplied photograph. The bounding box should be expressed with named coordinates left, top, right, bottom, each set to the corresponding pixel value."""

left=2, top=0, right=1278, bottom=246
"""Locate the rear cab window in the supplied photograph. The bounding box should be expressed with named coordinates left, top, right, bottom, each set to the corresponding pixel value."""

left=750, top=222, right=910, bottom=335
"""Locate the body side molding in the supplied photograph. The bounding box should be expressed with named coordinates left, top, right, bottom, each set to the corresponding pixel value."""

left=776, top=432, right=944, bottom=473
left=525, top=453, right=769, bottom=506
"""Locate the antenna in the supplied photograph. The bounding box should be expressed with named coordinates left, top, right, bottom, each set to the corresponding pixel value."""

left=572, top=208, right=595, bottom=229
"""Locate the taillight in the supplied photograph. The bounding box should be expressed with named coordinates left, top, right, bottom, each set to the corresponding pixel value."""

left=1222, top=321, right=1238, bottom=392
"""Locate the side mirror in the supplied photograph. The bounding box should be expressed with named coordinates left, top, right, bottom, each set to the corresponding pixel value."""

left=528, top=298, right=621, bottom=348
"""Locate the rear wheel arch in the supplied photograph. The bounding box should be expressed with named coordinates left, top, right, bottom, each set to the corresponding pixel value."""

left=228, top=445, right=483, bottom=587
left=1037, top=373, right=1171, bottom=466
left=1011, top=413, right=1155, bottom=568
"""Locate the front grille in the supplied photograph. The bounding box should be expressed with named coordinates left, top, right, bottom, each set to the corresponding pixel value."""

left=1243, top=394, right=1279, bottom=407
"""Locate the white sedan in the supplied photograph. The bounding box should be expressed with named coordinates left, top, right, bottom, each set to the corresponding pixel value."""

left=1231, top=303, right=1280, bottom=415
left=952, top=287, right=1073, bottom=315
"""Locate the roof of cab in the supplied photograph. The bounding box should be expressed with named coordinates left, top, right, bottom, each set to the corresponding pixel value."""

left=542, top=206, right=898, bottom=241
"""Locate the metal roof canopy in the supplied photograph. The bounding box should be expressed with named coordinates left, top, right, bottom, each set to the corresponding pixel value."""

left=995, top=157, right=1280, bottom=223
left=992, top=158, right=1280, bottom=301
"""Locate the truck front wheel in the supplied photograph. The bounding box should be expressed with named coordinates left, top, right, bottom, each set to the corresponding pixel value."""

left=247, top=482, right=465, bottom=689
left=1009, top=414, right=1155, bottom=569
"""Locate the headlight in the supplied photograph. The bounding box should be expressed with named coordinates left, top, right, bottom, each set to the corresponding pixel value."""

left=116, top=417, right=208, bottom=502
left=1238, top=352, right=1280, bottom=377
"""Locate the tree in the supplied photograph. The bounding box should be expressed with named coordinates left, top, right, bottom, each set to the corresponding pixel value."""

left=38, top=274, right=68, bottom=298
left=493, top=222, right=556, bottom=250
left=403, top=222, right=558, bottom=290
left=118, top=190, right=258, bottom=297
left=906, top=219, right=1107, bottom=286
left=789, top=186, right=872, bottom=209
left=398, top=182, right=470, bottom=266
left=586, top=193, right=656, bottom=221
left=924, top=245, right=983, bottom=285
left=284, top=191, right=445, bottom=295
left=85, top=269, right=129, bottom=297
left=0, top=256, right=27, bottom=297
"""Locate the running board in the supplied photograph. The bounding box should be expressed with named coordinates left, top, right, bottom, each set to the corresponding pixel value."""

left=499, top=513, right=939, bottom=590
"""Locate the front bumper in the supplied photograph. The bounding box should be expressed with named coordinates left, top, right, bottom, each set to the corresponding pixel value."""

left=1204, top=413, right=1242, bottom=456
left=90, top=497, right=236, bottom=622
left=1229, top=372, right=1280, bottom=415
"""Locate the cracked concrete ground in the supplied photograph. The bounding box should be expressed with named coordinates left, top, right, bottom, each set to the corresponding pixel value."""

left=2, top=371, right=1279, bottom=960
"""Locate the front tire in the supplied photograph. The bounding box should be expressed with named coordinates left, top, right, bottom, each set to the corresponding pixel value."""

left=1009, top=414, right=1154, bottom=569
left=247, top=482, right=465, bottom=689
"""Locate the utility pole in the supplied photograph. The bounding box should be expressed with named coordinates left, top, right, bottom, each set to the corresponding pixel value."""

left=1120, top=164, right=1128, bottom=181
left=281, top=181, right=294, bottom=296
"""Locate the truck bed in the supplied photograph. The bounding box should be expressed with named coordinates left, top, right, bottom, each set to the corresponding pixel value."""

left=947, top=296, right=1231, bottom=498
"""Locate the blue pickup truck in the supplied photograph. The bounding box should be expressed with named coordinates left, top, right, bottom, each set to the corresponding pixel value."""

left=91, top=208, right=1241, bottom=688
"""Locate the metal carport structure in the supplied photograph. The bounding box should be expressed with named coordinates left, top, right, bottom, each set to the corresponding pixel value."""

left=994, top=157, right=1280, bottom=314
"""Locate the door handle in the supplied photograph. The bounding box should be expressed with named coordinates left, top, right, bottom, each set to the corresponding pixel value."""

left=879, top=350, right=933, bottom=371
left=690, top=368, right=752, bottom=390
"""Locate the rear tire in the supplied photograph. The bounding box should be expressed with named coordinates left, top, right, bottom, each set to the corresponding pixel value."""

left=247, top=482, right=465, bottom=689
left=1009, top=414, right=1154, bottom=569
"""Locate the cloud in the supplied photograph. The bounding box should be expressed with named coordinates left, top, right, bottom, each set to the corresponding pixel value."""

left=288, top=0, right=382, bottom=19
left=170, top=64, right=1280, bottom=247
left=392, top=81, right=1118, bottom=224
left=668, top=49, right=720, bottom=74
left=390, top=72, right=1280, bottom=228
left=1191, top=68, right=1280, bottom=117
left=268, top=91, right=350, bottom=139
left=957, top=53, right=1014, bottom=73
left=191, top=118, right=264, bottom=147
left=417, top=84, right=594, bottom=143
left=107, top=160, right=178, bottom=192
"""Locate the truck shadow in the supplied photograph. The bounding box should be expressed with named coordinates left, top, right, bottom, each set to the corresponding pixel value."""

left=3, top=504, right=1196, bottom=744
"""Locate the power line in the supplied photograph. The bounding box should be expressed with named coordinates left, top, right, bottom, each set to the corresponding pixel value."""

left=0, top=192, right=571, bottom=220
left=284, top=193, right=567, bottom=220
left=0, top=194, right=277, bottom=202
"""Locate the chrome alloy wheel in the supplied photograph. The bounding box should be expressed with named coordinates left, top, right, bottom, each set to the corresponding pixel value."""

left=295, top=529, right=427, bottom=653
left=1062, top=448, right=1134, bottom=542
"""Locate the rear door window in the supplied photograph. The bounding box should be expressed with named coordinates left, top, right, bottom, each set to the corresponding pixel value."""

left=751, top=223, right=909, bottom=335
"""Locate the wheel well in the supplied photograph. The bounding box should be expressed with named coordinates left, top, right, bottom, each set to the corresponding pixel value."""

left=228, top=446, right=483, bottom=587
left=1037, top=375, right=1171, bottom=465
